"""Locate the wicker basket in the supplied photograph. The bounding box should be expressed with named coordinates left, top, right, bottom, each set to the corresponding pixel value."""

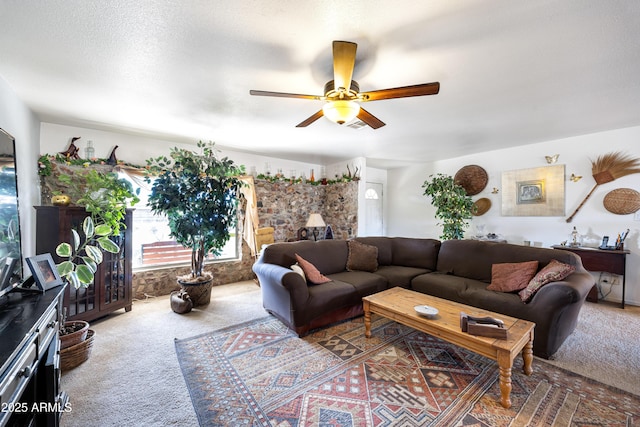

left=472, top=198, right=492, bottom=216
left=61, top=329, right=95, bottom=371
left=60, top=321, right=89, bottom=350
left=454, top=165, right=488, bottom=196
left=603, top=188, right=640, bottom=215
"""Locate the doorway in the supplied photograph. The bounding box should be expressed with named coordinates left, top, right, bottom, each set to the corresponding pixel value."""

left=364, top=182, right=383, bottom=236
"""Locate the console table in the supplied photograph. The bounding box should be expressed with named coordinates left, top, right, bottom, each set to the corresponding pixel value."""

left=552, top=245, right=630, bottom=309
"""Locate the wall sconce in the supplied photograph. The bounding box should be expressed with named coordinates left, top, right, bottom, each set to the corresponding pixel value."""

left=306, top=213, right=326, bottom=241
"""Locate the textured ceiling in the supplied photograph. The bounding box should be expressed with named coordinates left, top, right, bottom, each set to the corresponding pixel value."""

left=1, top=0, right=639, bottom=168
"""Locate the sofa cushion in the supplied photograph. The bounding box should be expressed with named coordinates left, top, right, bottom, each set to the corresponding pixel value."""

left=373, top=265, right=430, bottom=289
left=519, top=259, right=576, bottom=302
left=487, top=261, right=539, bottom=292
left=328, top=271, right=388, bottom=298
left=391, top=238, right=441, bottom=269
left=263, top=240, right=348, bottom=273
left=295, top=254, right=331, bottom=284
left=347, top=240, right=378, bottom=272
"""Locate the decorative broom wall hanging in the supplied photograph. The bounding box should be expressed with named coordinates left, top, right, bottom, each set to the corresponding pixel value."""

left=566, top=152, right=640, bottom=222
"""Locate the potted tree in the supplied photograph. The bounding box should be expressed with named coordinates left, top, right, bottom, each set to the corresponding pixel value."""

left=145, top=141, right=244, bottom=306
left=422, top=173, right=475, bottom=240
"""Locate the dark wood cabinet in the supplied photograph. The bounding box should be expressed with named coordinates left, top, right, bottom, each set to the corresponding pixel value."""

left=34, top=206, right=133, bottom=322
left=552, top=245, right=630, bottom=309
left=0, top=285, right=67, bottom=427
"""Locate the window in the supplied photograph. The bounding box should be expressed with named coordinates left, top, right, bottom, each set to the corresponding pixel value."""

left=118, top=172, right=239, bottom=269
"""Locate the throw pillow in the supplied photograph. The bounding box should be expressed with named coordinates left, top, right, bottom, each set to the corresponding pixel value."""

left=519, top=259, right=576, bottom=302
left=295, top=254, right=331, bottom=284
left=487, top=261, right=539, bottom=292
left=346, top=240, right=378, bottom=272
left=290, top=263, right=306, bottom=281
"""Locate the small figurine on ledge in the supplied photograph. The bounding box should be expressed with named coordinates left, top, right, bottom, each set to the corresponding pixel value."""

left=59, top=137, right=81, bottom=160
left=107, top=145, right=119, bottom=165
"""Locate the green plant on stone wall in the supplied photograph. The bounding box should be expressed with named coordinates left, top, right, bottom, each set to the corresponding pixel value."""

left=422, top=173, right=474, bottom=240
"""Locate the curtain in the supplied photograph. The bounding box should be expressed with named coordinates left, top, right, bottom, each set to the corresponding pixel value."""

left=239, top=176, right=259, bottom=257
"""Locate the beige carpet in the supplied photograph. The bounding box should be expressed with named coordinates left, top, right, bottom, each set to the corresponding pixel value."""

left=60, top=281, right=640, bottom=427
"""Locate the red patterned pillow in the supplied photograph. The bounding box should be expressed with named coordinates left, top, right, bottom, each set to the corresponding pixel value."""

left=519, top=259, right=576, bottom=302
left=295, top=254, right=331, bottom=284
left=487, top=261, right=539, bottom=292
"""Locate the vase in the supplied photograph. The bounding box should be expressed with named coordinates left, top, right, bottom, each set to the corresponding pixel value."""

left=178, top=278, right=213, bottom=307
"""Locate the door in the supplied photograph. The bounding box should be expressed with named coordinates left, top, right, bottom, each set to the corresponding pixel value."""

left=365, top=182, right=383, bottom=236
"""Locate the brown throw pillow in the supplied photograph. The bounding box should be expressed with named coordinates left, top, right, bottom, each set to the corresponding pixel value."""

left=487, top=261, right=539, bottom=292
left=519, top=259, right=576, bottom=302
left=346, top=240, right=378, bottom=272
left=295, top=254, right=331, bottom=284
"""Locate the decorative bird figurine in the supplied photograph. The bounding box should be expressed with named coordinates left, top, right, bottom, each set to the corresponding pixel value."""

left=107, top=145, right=119, bottom=165
left=570, top=173, right=582, bottom=182
left=60, top=136, right=81, bottom=159
left=545, top=154, right=559, bottom=164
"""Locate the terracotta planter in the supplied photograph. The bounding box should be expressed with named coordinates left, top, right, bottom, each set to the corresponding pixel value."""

left=60, top=320, right=89, bottom=350
left=178, top=278, right=213, bottom=307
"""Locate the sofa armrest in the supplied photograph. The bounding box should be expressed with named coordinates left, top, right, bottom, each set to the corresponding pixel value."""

left=527, top=270, right=594, bottom=306
left=253, top=262, right=310, bottom=306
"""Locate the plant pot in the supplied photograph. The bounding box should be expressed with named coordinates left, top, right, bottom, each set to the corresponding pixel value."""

left=60, top=320, right=89, bottom=350
left=178, top=278, right=213, bottom=307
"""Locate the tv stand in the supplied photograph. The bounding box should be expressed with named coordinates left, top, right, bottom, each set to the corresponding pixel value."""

left=0, top=285, right=67, bottom=426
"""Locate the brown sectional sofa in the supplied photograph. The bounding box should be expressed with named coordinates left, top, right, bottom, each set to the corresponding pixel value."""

left=252, top=237, right=594, bottom=358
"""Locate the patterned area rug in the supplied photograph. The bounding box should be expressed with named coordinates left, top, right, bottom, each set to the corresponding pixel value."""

left=175, top=316, right=639, bottom=426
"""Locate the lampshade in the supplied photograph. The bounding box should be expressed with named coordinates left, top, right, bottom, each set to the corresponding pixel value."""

left=322, top=100, right=360, bottom=125
left=305, top=213, right=326, bottom=228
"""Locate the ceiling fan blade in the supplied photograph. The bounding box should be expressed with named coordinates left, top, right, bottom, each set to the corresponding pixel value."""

left=250, top=90, right=323, bottom=100
left=357, top=107, right=386, bottom=129
left=333, top=41, right=357, bottom=93
left=295, top=110, right=324, bottom=127
left=359, top=82, right=440, bottom=102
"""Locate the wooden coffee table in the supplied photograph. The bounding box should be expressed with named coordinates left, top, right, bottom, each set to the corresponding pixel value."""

left=362, top=287, right=534, bottom=408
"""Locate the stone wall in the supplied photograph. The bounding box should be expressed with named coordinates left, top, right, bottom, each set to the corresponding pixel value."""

left=254, top=179, right=358, bottom=241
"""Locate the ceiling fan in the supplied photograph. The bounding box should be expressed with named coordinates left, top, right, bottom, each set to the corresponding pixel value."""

left=250, top=41, right=440, bottom=129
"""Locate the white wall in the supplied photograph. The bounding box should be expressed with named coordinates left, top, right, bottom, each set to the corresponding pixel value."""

left=0, top=76, right=41, bottom=259
left=387, top=125, right=640, bottom=306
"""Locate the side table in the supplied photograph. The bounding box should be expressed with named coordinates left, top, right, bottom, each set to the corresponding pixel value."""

left=552, top=245, right=630, bottom=309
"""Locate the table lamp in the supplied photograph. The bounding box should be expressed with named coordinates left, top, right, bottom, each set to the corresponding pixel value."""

left=305, top=213, right=326, bottom=241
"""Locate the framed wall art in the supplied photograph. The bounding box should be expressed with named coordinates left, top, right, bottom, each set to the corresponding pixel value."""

left=502, top=165, right=565, bottom=216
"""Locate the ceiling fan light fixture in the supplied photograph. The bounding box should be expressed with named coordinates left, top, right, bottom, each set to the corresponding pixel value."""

left=322, top=100, right=360, bottom=125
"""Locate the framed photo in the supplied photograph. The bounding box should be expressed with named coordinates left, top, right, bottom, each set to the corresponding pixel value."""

left=502, top=165, right=565, bottom=216
left=517, top=180, right=545, bottom=204
left=26, top=253, right=63, bottom=291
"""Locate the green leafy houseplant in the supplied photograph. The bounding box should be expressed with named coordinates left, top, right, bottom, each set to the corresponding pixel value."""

left=145, top=141, right=244, bottom=282
left=422, top=173, right=475, bottom=240
left=55, top=171, right=140, bottom=288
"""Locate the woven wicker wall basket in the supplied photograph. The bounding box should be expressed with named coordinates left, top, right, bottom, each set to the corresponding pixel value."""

left=603, top=188, right=640, bottom=215
left=454, top=165, right=488, bottom=196
left=472, top=198, right=491, bottom=216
